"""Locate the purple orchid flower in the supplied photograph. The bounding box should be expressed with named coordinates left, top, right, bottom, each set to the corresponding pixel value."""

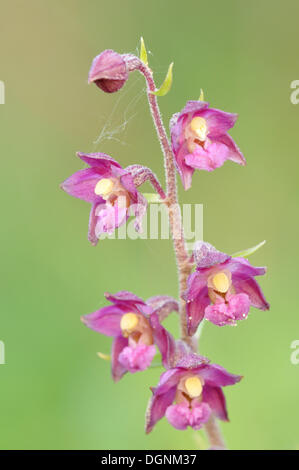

left=60, top=152, right=147, bottom=246
left=88, top=49, right=129, bottom=93
left=81, top=291, right=179, bottom=381
left=185, top=242, right=270, bottom=334
left=170, top=101, right=246, bottom=190
left=146, top=353, right=242, bottom=433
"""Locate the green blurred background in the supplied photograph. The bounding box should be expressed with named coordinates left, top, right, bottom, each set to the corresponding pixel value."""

left=1, top=0, right=298, bottom=450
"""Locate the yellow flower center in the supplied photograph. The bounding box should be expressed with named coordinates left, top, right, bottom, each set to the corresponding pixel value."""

left=185, top=376, right=203, bottom=398
left=94, top=178, right=114, bottom=198
left=120, top=313, right=139, bottom=334
left=213, top=272, right=230, bottom=293
left=190, top=117, right=208, bottom=141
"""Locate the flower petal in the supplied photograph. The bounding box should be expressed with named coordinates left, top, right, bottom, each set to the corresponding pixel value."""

left=150, top=312, right=176, bottom=368
left=184, top=270, right=210, bottom=335
left=185, top=142, right=229, bottom=172
left=173, top=143, right=195, bottom=190
left=233, top=277, right=269, bottom=310
left=186, top=286, right=210, bottom=335
left=176, top=353, right=210, bottom=369
left=95, top=204, right=128, bottom=235
left=105, top=291, right=147, bottom=311
left=61, top=168, right=102, bottom=203
left=205, top=293, right=251, bottom=326
left=118, top=344, right=156, bottom=373
left=193, top=241, right=230, bottom=269
left=178, top=100, right=210, bottom=116
left=111, top=336, right=128, bottom=382
left=199, top=363, right=242, bottom=388
left=145, top=385, right=177, bottom=433
left=213, top=134, right=246, bottom=166
left=81, top=305, right=123, bottom=336
left=77, top=152, right=123, bottom=171
left=189, top=402, right=211, bottom=429
left=227, top=257, right=267, bottom=279
left=200, top=108, right=238, bottom=136
left=88, top=202, right=99, bottom=246
left=165, top=403, right=190, bottom=430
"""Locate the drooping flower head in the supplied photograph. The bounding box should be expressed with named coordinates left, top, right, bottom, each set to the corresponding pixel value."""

left=146, top=353, right=242, bottom=433
left=81, top=291, right=178, bottom=381
left=185, top=242, right=270, bottom=334
left=170, top=101, right=246, bottom=190
left=61, top=153, right=147, bottom=245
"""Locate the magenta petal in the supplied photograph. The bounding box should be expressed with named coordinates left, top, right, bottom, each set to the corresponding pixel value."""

left=199, top=363, right=242, bottom=388
left=173, top=143, right=195, bottom=190
left=205, top=293, right=251, bottom=326
left=111, top=336, right=128, bottom=382
left=145, top=385, right=177, bottom=433
left=61, top=168, right=102, bottom=203
left=150, top=312, right=176, bottom=368
left=88, top=49, right=128, bottom=93
left=179, top=100, right=209, bottom=116
left=227, top=257, right=267, bottom=279
left=81, top=305, right=123, bottom=336
left=187, top=288, right=210, bottom=335
left=202, top=385, right=228, bottom=421
left=227, top=293, right=251, bottom=320
left=176, top=353, right=210, bottom=369
left=129, top=193, right=148, bottom=233
left=214, top=134, right=246, bottom=166
left=77, top=152, right=123, bottom=171
left=204, top=302, right=232, bottom=326
left=165, top=403, right=190, bottom=430
left=154, top=368, right=185, bottom=396
left=105, top=291, right=147, bottom=311
left=201, top=108, right=238, bottom=136
left=95, top=204, right=127, bottom=235
left=185, top=142, right=229, bottom=171
left=88, top=202, right=99, bottom=246
left=185, top=271, right=210, bottom=335
left=120, top=173, right=137, bottom=197
left=189, top=403, right=211, bottom=430
left=233, top=277, right=269, bottom=311
left=193, top=241, right=230, bottom=269
left=118, top=344, right=156, bottom=373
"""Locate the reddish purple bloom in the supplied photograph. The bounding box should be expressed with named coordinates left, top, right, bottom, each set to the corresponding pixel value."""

left=170, top=101, right=246, bottom=189
left=185, top=242, right=270, bottom=334
left=81, top=291, right=179, bottom=381
left=61, top=153, right=147, bottom=246
left=146, top=353, right=242, bottom=433
left=88, top=49, right=129, bottom=93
